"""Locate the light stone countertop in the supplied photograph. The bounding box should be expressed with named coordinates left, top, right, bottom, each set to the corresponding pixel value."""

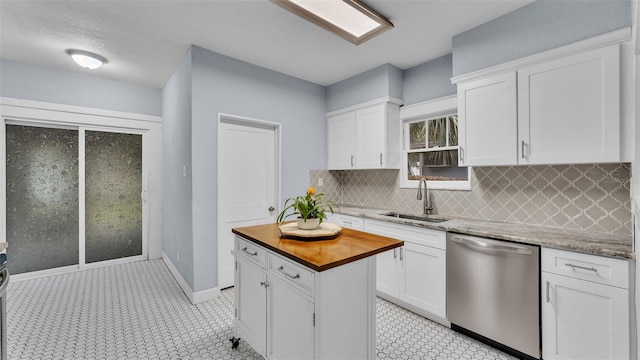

left=335, top=206, right=634, bottom=260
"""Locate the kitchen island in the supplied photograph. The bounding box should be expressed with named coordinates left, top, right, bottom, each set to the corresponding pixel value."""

left=231, top=222, right=403, bottom=360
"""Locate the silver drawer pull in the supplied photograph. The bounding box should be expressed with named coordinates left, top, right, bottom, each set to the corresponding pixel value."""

left=565, top=263, right=598, bottom=274
left=241, top=247, right=258, bottom=256
left=277, top=266, right=300, bottom=280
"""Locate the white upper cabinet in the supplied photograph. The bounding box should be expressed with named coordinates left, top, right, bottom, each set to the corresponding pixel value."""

left=327, top=100, right=401, bottom=170
left=518, top=45, right=620, bottom=164
left=456, top=43, right=621, bottom=166
left=457, top=72, right=517, bottom=166
left=327, top=111, right=356, bottom=170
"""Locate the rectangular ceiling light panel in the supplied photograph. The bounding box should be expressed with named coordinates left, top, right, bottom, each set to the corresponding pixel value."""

left=272, top=0, right=393, bottom=45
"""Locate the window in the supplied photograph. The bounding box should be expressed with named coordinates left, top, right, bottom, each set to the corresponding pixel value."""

left=400, top=96, right=470, bottom=190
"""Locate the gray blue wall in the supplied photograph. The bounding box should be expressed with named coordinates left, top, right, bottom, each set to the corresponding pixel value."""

left=452, top=0, right=632, bottom=76
left=164, top=45, right=326, bottom=292
left=326, top=63, right=402, bottom=112
left=402, top=54, right=456, bottom=106
left=162, top=48, right=194, bottom=288
left=0, top=59, right=161, bottom=115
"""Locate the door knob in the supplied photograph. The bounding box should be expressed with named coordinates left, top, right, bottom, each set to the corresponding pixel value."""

left=268, top=206, right=275, bottom=211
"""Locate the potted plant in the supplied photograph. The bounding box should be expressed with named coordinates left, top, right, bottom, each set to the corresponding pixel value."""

left=276, top=187, right=338, bottom=229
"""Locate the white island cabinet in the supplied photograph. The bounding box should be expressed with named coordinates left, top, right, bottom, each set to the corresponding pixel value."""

left=232, top=223, right=403, bottom=360
left=541, top=248, right=631, bottom=360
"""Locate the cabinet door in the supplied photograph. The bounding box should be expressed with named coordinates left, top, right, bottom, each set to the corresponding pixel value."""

left=457, top=72, right=517, bottom=166
left=518, top=45, right=620, bottom=164
left=327, top=111, right=356, bottom=170
left=542, top=272, right=629, bottom=360
left=235, top=257, right=267, bottom=356
left=399, top=243, right=446, bottom=318
left=267, top=274, right=315, bottom=360
left=376, top=248, right=400, bottom=297
left=355, top=104, right=386, bottom=169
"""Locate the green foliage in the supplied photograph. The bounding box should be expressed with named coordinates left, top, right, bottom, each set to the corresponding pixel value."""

left=276, top=188, right=338, bottom=224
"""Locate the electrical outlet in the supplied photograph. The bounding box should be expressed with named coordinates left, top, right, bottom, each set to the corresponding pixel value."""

left=318, top=178, right=324, bottom=187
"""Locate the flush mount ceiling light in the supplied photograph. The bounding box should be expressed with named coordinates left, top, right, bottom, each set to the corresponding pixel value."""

left=271, top=0, right=393, bottom=45
left=66, top=49, right=107, bottom=70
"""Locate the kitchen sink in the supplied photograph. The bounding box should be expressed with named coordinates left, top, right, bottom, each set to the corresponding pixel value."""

left=379, top=212, right=448, bottom=223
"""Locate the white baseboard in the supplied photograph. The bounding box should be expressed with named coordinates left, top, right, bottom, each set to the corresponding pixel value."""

left=162, top=252, right=220, bottom=305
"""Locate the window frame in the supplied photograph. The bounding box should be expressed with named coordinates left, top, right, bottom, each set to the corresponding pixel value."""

left=399, top=95, right=471, bottom=191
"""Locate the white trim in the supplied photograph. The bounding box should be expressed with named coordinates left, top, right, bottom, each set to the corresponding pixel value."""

left=0, top=97, right=161, bottom=123
left=79, top=128, right=87, bottom=267
left=162, top=252, right=220, bottom=304
left=399, top=95, right=471, bottom=191
left=451, top=27, right=633, bottom=84
left=10, top=255, right=147, bottom=282
left=326, top=96, right=403, bottom=117
left=400, top=95, right=457, bottom=121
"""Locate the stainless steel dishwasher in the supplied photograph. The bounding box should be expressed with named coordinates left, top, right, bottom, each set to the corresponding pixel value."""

left=447, top=233, right=540, bottom=360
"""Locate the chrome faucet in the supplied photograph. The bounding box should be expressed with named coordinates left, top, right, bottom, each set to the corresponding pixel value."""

left=417, top=178, right=433, bottom=215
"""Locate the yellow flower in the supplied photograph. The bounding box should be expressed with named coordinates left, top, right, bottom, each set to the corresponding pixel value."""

left=307, top=187, right=316, bottom=196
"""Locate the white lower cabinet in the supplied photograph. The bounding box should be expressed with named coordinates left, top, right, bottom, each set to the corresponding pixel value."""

left=233, top=235, right=377, bottom=360
left=364, top=219, right=446, bottom=321
left=541, top=248, right=630, bottom=360
left=267, top=272, right=315, bottom=360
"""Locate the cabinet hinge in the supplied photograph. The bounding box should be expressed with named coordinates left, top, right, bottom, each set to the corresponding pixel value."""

left=235, top=262, right=237, bottom=270
left=313, top=312, right=315, bottom=327
left=235, top=308, right=237, bottom=318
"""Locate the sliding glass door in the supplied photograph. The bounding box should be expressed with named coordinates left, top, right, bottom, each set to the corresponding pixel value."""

left=84, top=130, right=142, bottom=264
left=6, top=125, right=80, bottom=274
left=5, top=125, right=145, bottom=275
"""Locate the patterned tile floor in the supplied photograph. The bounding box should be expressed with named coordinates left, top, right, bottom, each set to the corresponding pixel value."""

left=5, top=260, right=516, bottom=360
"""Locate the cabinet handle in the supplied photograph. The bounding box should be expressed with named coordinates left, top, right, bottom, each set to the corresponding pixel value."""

left=393, top=248, right=397, bottom=260
left=277, top=265, right=300, bottom=280
left=459, top=147, right=464, bottom=163
left=565, top=263, right=599, bottom=274
left=399, top=248, right=404, bottom=261
left=241, top=247, right=258, bottom=256
left=521, top=141, right=526, bottom=159
left=546, top=281, right=550, bottom=303
left=379, top=153, right=383, bottom=165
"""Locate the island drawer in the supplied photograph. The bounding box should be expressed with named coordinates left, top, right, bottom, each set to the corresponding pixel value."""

left=235, top=236, right=267, bottom=269
left=268, top=253, right=314, bottom=296
left=542, top=247, right=629, bottom=289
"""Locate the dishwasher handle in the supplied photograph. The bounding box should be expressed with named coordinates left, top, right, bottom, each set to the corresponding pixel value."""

left=449, top=235, right=533, bottom=255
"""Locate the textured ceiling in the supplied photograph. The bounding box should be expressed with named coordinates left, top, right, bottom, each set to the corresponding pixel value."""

left=0, top=0, right=533, bottom=89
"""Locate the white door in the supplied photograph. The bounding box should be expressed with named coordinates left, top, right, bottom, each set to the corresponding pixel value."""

left=218, top=117, right=278, bottom=289
left=399, top=243, right=446, bottom=318
left=517, top=45, right=620, bottom=164
left=542, top=272, right=629, bottom=360
left=457, top=72, right=518, bottom=166
left=327, top=111, right=356, bottom=169
left=356, top=104, right=386, bottom=169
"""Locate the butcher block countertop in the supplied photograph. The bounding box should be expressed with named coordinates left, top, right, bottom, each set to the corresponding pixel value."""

left=232, top=222, right=403, bottom=272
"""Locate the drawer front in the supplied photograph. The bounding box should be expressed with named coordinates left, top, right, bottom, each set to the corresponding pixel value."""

left=268, top=253, right=314, bottom=296
left=541, top=247, right=629, bottom=289
left=333, top=214, right=364, bottom=231
left=364, top=219, right=446, bottom=250
left=235, top=236, right=267, bottom=269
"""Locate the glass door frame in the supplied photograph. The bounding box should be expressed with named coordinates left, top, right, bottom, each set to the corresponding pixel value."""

left=1, top=98, right=159, bottom=278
